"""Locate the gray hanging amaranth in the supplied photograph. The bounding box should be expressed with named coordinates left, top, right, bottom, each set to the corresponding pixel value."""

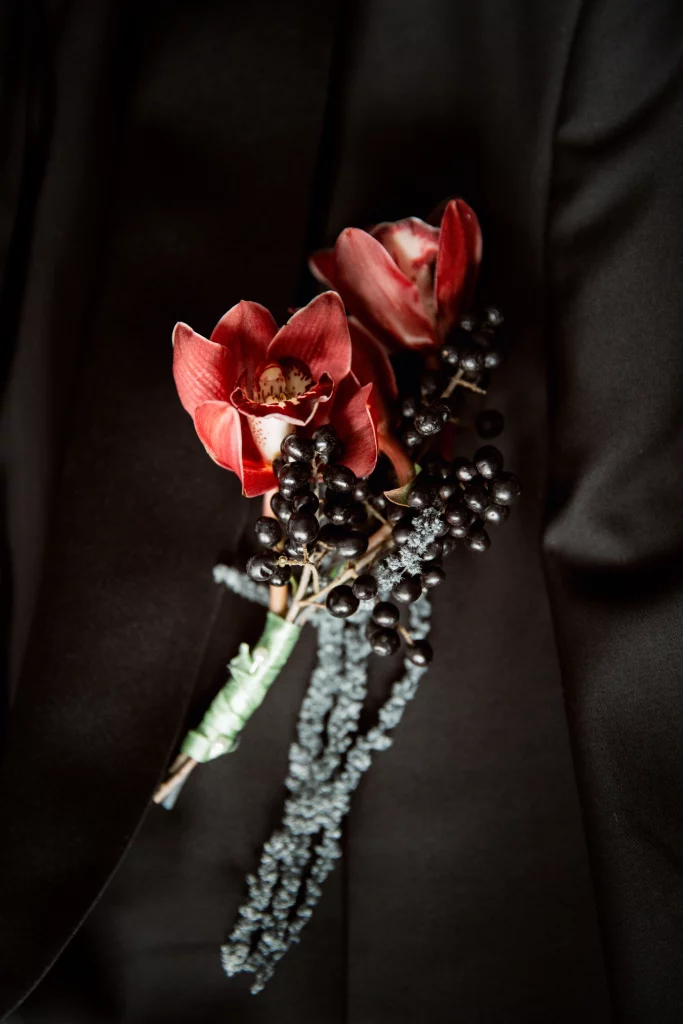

left=215, top=568, right=432, bottom=994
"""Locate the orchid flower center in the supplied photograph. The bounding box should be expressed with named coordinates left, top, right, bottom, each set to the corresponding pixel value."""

left=255, top=360, right=313, bottom=406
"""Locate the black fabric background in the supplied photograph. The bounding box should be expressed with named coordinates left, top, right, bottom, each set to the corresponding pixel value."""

left=0, top=0, right=681, bottom=1021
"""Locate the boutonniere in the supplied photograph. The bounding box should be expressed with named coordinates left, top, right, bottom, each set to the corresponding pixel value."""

left=155, top=199, right=521, bottom=992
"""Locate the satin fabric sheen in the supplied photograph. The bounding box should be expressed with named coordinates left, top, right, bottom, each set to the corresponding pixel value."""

left=0, top=1, right=681, bottom=1021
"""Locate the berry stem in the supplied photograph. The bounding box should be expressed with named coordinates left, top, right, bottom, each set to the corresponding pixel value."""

left=292, top=522, right=393, bottom=623
left=153, top=754, right=197, bottom=805
left=441, top=368, right=487, bottom=399
left=286, top=562, right=313, bottom=623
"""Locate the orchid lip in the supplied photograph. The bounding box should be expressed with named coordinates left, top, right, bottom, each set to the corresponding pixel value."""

left=230, top=372, right=334, bottom=424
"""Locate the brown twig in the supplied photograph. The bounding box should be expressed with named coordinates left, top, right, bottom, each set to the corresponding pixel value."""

left=153, top=754, right=197, bottom=805
left=441, top=368, right=486, bottom=399
left=292, top=522, right=393, bottom=622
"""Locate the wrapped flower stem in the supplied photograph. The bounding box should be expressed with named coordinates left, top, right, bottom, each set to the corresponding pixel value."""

left=153, top=608, right=300, bottom=806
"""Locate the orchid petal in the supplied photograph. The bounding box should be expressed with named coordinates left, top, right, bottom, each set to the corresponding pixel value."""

left=435, top=199, right=483, bottom=333
left=378, top=426, right=415, bottom=488
left=328, top=374, right=378, bottom=478
left=193, top=400, right=243, bottom=476
left=210, top=300, right=278, bottom=398
left=243, top=412, right=293, bottom=479
left=172, top=322, right=234, bottom=415
left=268, top=291, right=351, bottom=385
left=307, top=248, right=338, bottom=289
left=348, top=317, right=397, bottom=433
left=371, top=217, right=439, bottom=320
left=333, top=228, right=435, bottom=349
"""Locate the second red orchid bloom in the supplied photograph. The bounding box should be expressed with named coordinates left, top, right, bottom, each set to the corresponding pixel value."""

left=309, top=198, right=482, bottom=352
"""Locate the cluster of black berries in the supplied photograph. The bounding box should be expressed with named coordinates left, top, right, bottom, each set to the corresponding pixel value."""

left=402, top=445, right=520, bottom=554
left=247, top=423, right=369, bottom=584
left=401, top=308, right=505, bottom=450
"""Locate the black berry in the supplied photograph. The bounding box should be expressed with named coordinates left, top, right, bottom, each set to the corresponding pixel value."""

left=421, top=565, right=445, bottom=588
left=407, top=639, right=433, bottom=665
left=484, top=348, right=504, bottom=369
left=326, top=584, right=360, bottom=618
left=440, top=343, right=460, bottom=368
left=407, top=486, right=432, bottom=510
left=403, top=426, right=422, bottom=448
left=372, top=601, right=400, bottom=627
left=392, top=574, right=422, bottom=604
left=463, top=484, right=489, bottom=514
left=490, top=472, right=521, bottom=505
left=269, top=564, right=291, bottom=586
left=324, top=494, right=353, bottom=525
left=483, top=502, right=510, bottom=525
left=287, top=512, right=320, bottom=546
left=318, top=522, right=342, bottom=546
left=401, top=395, right=418, bottom=418
left=292, top=490, right=320, bottom=515
left=323, top=464, right=356, bottom=493
left=475, top=409, right=504, bottom=439
left=420, top=371, right=442, bottom=399
left=278, top=461, right=310, bottom=490
left=369, top=627, right=401, bottom=657
left=459, top=348, right=485, bottom=374
left=465, top=526, right=491, bottom=552
left=439, top=478, right=458, bottom=502
left=271, top=492, right=293, bottom=522
left=335, top=530, right=369, bottom=559
left=414, top=407, right=443, bottom=436
left=281, top=434, right=316, bottom=463
left=441, top=536, right=456, bottom=555
left=392, top=521, right=413, bottom=546
left=445, top=501, right=468, bottom=527
left=422, top=540, right=443, bottom=561
left=246, top=550, right=278, bottom=582
left=254, top=515, right=283, bottom=547
left=452, top=458, right=478, bottom=483
left=352, top=574, right=378, bottom=601
left=475, top=445, right=504, bottom=479
left=353, top=478, right=370, bottom=502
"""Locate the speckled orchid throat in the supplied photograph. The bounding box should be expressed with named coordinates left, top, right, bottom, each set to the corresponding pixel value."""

left=231, top=358, right=334, bottom=463
left=232, top=357, right=333, bottom=417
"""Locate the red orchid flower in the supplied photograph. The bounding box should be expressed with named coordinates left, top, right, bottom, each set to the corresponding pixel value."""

left=309, top=198, right=482, bottom=351
left=347, top=317, right=414, bottom=487
left=173, top=291, right=378, bottom=497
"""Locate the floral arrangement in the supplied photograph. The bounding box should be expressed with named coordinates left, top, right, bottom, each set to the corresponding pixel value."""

left=154, top=199, right=520, bottom=992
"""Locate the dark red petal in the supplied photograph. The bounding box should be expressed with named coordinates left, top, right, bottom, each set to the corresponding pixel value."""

left=240, top=417, right=280, bottom=497
left=172, top=322, right=234, bottom=415
left=195, top=403, right=277, bottom=496
left=333, top=228, right=436, bottom=349
left=377, top=426, right=414, bottom=487
left=230, top=373, right=334, bottom=426
left=308, top=248, right=339, bottom=288
left=193, top=400, right=244, bottom=476
left=268, top=291, right=351, bottom=385
left=210, top=300, right=278, bottom=397
left=348, top=317, right=397, bottom=431
left=434, top=199, right=483, bottom=334
left=371, top=217, right=439, bottom=317
left=328, top=374, right=378, bottom=478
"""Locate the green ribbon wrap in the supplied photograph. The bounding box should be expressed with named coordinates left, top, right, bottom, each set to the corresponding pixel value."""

left=181, top=611, right=301, bottom=763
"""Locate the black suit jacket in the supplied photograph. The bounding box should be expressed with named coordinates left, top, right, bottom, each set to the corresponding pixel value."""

left=1, top=1, right=682, bottom=1021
